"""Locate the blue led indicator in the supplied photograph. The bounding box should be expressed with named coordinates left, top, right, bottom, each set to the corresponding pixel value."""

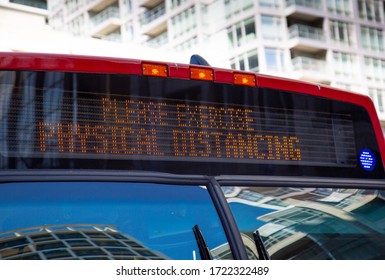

left=359, top=149, right=376, bottom=171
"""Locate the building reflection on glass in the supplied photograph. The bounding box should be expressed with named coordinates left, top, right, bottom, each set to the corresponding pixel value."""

left=223, top=186, right=385, bottom=259
left=0, top=224, right=168, bottom=260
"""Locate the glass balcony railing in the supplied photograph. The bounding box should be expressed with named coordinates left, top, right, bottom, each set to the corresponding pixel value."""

left=90, top=6, right=120, bottom=27
left=140, top=3, right=166, bottom=25
left=146, top=32, right=168, bottom=47
left=288, top=24, right=324, bottom=41
left=104, top=32, right=122, bottom=42
left=285, top=0, right=322, bottom=10
left=292, top=56, right=326, bottom=72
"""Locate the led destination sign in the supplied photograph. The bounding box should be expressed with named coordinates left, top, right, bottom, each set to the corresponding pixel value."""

left=35, top=94, right=356, bottom=167
left=38, top=97, right=303, bottom=162
left=1, top=71, right=360, bottom=171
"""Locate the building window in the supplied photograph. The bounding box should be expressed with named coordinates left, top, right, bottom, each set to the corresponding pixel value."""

left=248, top=50, right=259, bottom=71
left=230, top=50, right=259, bottom=71
left=104, top=29, right=122, bottom=42
left=361, top=26, right=385, bottom=52
left=171, top=6, right=196, bottom=39
left=369, top=88, right=385, bottom=113
left=64, top=0, right=84, bottom=14
left=259, top=0, right=281, bottom=9
left=122, top=0, right=132, bottom=16
left=201, top=4, right=208, bottom=27
left=227, top=17, right=256, bottom=48
left=224, top=0, right=253, bottom=19
left=90, top=4, right=120, bottom=27
left=326, top=0, right=352, bottom=16
left=364, top=57, right=385, bottom=83
left=330, top=20, right=354, bottom=46
left=170, top=0, right=189, bottom=9
left=261, top=15, right=283, bottom=41
left=173, top=36, right=198, bottom=52
left=332, top=52, right=357, bottom=78
left=140, top=2, right=166, bottom=25
left=358, top=0, right=384, bottom=23
left=239, top=58, right=245, bottom=70
left=146, top=32, right=168, bottom=48
left=265, top=48, right=285, bottom=72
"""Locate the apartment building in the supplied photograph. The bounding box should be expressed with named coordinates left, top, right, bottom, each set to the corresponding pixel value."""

left=2, top=0, right=381, bottom=131
left=0, top=0, right=184, bottom=61
left=46, top=0, right=385, bottom=128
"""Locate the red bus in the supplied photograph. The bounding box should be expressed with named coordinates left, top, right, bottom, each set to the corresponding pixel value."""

left=0, top=52, right=384, bottom=260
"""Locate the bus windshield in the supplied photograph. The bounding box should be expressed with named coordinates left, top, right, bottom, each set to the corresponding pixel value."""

left=0, top=181, right=230, bottom=260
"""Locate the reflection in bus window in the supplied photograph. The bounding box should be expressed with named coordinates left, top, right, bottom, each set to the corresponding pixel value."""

left=0, top=182, right=231, bottom=260
left=222, top=186, right=385, bottom=259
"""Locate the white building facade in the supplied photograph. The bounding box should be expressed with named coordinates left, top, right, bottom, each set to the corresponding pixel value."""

left=2, top=0, right=385, bottom=131
left=46, top=0, right=385, bottom=128
left=0, top=0, right=186, bottom=60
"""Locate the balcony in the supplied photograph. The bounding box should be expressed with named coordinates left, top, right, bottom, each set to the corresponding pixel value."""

left=285, top=0, right=324, bottom=20
left=140, top=2, right=165, bottom=25
left=286, top=0, right=322, bottom=10
left=140, top=3, right=167, bottom=36
left=99, top=31, right=122, bottom=42
left=288, top=24, right=326, bottom=52
left=146, top=32, right=168, bottom=47
left=291, top=56, right=330, bottom=83
left=90, top=6, right=121, bottom=36
left=87, top=0, right=117, bottom=12
left=137, top=0, right=164, bottom=8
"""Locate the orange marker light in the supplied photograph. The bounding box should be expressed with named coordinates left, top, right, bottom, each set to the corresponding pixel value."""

left=143, top=63, right=168, bottom=77
left=190, top=67, right=214, bottom=81
left=234, top=73, right=256, bottom=86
